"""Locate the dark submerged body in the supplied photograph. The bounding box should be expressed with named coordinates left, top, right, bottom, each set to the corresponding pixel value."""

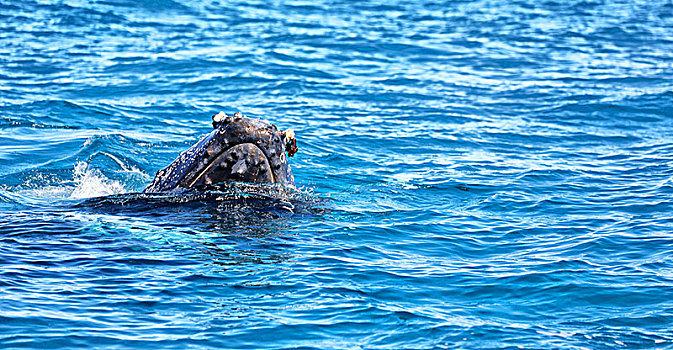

left=144, top=112, right=297, bottom=193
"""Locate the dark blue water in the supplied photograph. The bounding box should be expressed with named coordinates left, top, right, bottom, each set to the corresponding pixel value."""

left=2, top=0, right=673, bottom=348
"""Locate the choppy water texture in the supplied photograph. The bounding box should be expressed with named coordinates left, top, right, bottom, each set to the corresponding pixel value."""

left=1, top=0, right=673, bottom=349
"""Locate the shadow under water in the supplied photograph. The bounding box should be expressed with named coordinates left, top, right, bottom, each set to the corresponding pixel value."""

left=0, top=182, right=327, bottom=271
left=77, top=182, right=326, bottom=235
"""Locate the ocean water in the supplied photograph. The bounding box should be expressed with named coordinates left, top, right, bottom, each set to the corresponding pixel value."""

left=1, top=0, right=673, bottom=348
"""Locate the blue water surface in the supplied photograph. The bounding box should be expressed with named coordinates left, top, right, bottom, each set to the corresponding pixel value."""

left=1, top=0, right=673, bottom=348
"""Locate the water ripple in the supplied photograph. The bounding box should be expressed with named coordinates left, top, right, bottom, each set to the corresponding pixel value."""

left=1, top=0, right=673, bottom=348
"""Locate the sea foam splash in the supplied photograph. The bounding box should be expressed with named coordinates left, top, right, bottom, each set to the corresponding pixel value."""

left=69, top=161, right=126, bottom=199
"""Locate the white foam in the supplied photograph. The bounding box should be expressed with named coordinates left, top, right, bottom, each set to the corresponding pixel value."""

left=69, top=161, right=126, bottom=199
